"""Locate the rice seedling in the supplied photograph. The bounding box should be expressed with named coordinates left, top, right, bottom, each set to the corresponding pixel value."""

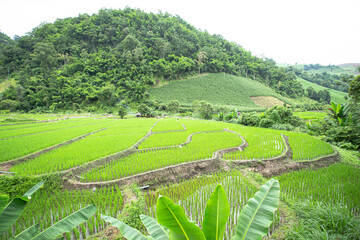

left=138, top=119, right=227, bottom=149
left=10, top=118, right=157, bottom=175
left=224, top=125, right=284, bottom=160
left=146, top=171, right=278, bottom=240
left=0, top=118, right=109, bottom=139
left=0, top=119, right=118, bottom=162
left=151, top=118, right=185, bottom=132
left=284, top=131, right=334, bottom=161
left=4, top=185, right=123, bottom=240
left=82, top=131, right=242, bottom=182
left=277, top=163, right=360, bottom=213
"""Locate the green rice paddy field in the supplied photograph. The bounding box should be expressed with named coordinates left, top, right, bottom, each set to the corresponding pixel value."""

left=0, top=115, right=359, bottom=239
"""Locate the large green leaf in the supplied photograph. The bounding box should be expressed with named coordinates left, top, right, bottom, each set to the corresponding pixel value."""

left=202, top=185, right=230, bottom=240
left=156, top=196, right=205, bottom=240
left=0, top=193, right=9, bottom=214
left=0, top=197, right=29, bottom=237
left=231, top=178, right=280, bottom=240
left=14, top=224, right=39, bottom=240
left=101, top=214, right=148, bottom=240
left=331, top=102, right=337, bottom=113
left=140, top=214, right=169, bottom=240
left=32, top=204, right=97, bottom=240
left=23, top=181, right=44, bottom=198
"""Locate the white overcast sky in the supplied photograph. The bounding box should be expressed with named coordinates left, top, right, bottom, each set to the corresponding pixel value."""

left=1, top=0, right=359, bottom=65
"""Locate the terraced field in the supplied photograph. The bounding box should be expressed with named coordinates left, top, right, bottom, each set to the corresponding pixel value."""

left=149, top=73, right=292, bottom=110
left=1, top=115, right=356, bottom=240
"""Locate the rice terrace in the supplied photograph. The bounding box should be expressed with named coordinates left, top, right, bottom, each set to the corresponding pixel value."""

left=1, top=112, right=359, bottom=239
left=0, top=5, right=360, bottom=240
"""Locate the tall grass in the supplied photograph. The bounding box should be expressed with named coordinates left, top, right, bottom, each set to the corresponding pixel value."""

left=277, top=163, right=360, bottom=213
left=287, top=201, right=360, bottom=240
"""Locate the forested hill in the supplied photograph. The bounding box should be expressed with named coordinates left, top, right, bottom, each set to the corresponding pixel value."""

left=0, top=32, right=13, bottom=45
left=0, top=8, right=304, bottom=111
left=287, top=63, right=354, bottom=93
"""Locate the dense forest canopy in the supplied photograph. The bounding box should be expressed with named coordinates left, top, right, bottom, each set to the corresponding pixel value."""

left=0, top=8, right=309, bottom=111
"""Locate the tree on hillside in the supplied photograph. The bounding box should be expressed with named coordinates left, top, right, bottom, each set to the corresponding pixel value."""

left=349, top=74, right=360, bottom=103
left=31, top=42, right=57, bottom=76
left=138, top=104, right=150, bottom=117
left=193, top=100, right=213, bottom=119
left=155, top=38, right=170, bottom=59
left=167, top=100, right=180, bottom=113
left=197, top=51, right=207, bottom=75
left=306, top=86, right=317, bottom=100
left=318, top=89, right=331, bottom=104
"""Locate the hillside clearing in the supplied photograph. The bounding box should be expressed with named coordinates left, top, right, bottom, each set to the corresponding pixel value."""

left=149, top=73, right=292, bottom=110
left=250, top=96, right=285, bottom=108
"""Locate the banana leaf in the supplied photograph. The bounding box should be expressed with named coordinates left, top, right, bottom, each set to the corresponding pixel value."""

left=0, top=197, right=29, bottom=237
left=0, top=193, right=9, bottom=214
left=101, top=214, right=148, bottom=240
left=14, top=224, right=39, bottom=240
left=202, top=185, right=230, bottom=240
left=140, top=214, right=169, bottom=240
left=32, top=204, right=97, bottom=240
left=156, top=196, right=205, bottom=240
left=231, top=178, right=280, bottom=240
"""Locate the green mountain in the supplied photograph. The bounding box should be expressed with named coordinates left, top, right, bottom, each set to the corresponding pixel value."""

left=285, top=63, right=355, bottom=94
left=297, top=77, right=347, bottom=104
left=0, top=8, right=304, bottom=112
left=0, top=32, right=13, bottom=45
left=150, top=73, right=291, bottom=111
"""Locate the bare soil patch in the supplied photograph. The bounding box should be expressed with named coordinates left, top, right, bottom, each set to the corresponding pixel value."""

left=250, top=96, right=284, bottom=108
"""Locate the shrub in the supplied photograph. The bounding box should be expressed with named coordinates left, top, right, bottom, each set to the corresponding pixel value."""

left=193, top=100, right=213, bottom=119
left=0, top=99, right=18, bottom=111
left=118, top=106, right=127, bottom=118
left=158, top=103, right=167, bottom=111
left=259, top=118, right=274, bottom=128
left=167, top=100, right=180, bottom=113
left=137, top=104, right=150, bottom=117
left=241, top=112, right=260, bottom=126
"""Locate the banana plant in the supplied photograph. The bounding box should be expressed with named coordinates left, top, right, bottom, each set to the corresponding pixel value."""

left=102, top=214, right=169, bottom=240
left=0, top=181, right=44, bottom=237
left=0, top=182, right=97, bottom=240
left=103, top=178, right=280, bottom=240
left=329, top=102, right=351, bottom=126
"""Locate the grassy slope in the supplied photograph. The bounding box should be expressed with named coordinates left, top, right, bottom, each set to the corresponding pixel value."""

left=297, top=77, right=347, bottom=104
left=149, top=73, right=291, bottom=110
